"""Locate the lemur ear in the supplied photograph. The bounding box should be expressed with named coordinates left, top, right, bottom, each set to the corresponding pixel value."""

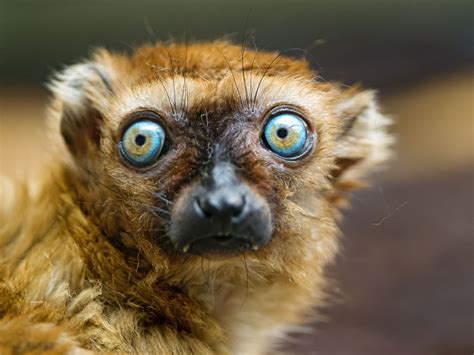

left=48, top=52, right=116, bottom=158
left=331, top=89, right=392, bottom=186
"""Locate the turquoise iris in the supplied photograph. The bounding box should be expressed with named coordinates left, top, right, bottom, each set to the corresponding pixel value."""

left=263, top=113, right=308, bottom=158
left=120, top=120, right=165, bottom=166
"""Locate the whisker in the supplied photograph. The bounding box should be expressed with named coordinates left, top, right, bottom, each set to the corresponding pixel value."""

left=248, top=34, right=257, bottom=109
left=163, top=46, right=179, bottom=115
left=285, top=46, right=328, bottom=83
left=145, top=62, right=176, bottom=115
left=180, top=31, right=189, bottom=117
left=149, top=206, right=171, bottom=216
left=248, top=37, right=277, bottom=108
left=240, top=10, right=252, bottom=106
left=253, top=51, right=284, bottom=106
left=216, top=47, right=244, bottom=108
left=143, top=17, right=157, bottom=40
left=154, top=192, right=174, bottom=206
left=253, top=47, right=322, bottom=105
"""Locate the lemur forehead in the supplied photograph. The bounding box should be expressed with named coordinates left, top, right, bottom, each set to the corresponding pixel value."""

left=126, top=41, right=314, bottom=80
left=110, top=74, right=332, bottom=129
left=101, top=42, right=336, bottom=130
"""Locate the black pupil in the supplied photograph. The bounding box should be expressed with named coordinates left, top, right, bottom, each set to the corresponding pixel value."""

left=276, top=128, right=288, bottom=139
left=135, top=134, right=146, bottom=146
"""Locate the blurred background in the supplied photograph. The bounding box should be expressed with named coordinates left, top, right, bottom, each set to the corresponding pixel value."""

left=1, top=1, right=473, bottom=354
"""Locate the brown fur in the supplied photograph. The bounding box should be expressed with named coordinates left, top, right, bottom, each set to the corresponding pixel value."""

left=0, top=41, right=391, bottom=354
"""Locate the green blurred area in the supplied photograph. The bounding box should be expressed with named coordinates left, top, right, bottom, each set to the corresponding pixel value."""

left=1, top=0, right=473, bottom=88
left=1, top=2, right=473, bottom=354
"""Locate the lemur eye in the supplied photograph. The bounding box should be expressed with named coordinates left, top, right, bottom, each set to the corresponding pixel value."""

left=120, top=120, right=166, bottom=166
left=263, top=112, right=312, bottom=159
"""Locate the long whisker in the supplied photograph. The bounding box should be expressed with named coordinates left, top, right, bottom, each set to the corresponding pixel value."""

left=253, top=47, right=320, bottom=105
left=163, top=46, right=179, bottom=115
left=216, top=47, right=244, bottom=108
left=285, top=46, right=327, bottom=83
left=154, top=192, right=174, bottom=206
left=143, top=17, right=157, bottom=41
left=252, top=51, right=285, bottom=106
left=180, top=31, right=189, bottom=117
left=247, top=34, right=257, bottom=109
left=240, top=10, right=252, bottom=106
left=149, top=206, right=171, bottom=216
left=145, top=62, right=176, bottom=115
left=248, top=37, right=277, bottom=108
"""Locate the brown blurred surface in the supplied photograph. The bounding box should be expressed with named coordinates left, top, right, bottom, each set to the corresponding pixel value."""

left=1, top=71, right=473, bottom=354
left=286, top=169, right=474, bottom=355
left=0, top=88, right=50, bottom=179
left=382, top=71, right=474, bottom=181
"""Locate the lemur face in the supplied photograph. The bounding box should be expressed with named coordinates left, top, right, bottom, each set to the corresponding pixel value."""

left=111, top=73, right=330, bottom=257
left=51, top=42, right=390, bottom=264
left=114, top=92, right=320, bottom=256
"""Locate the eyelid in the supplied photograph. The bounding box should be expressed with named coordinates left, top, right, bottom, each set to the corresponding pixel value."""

left=117, top=109, right=173, bottom=144
left=261, top=104, right=315, bottom=133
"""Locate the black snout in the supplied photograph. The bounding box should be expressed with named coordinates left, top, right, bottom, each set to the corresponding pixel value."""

left=169, top=162, right=273, bottom=256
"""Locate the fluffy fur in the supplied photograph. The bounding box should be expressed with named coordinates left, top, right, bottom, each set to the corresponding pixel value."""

left=0, top=41, right=391, bottom=354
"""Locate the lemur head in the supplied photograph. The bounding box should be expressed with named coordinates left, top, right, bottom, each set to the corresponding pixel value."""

left=49, top=41, right=390, bottom=272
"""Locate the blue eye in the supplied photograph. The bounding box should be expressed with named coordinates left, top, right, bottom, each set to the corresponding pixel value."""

left=120, top=120, right=166, bottom=166
left=263, top=112, right=312, bottom=158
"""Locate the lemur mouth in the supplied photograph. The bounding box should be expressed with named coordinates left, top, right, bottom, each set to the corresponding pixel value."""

left=182, top=234, right=254, bottom=255
left=211, top=235, right=233, bottom=242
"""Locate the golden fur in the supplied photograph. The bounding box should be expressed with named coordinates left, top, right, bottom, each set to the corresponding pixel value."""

left=0, top=41, right=391, bottom=354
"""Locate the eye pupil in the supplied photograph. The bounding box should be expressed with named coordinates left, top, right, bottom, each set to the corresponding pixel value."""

left=276, top=128, right=288, bottom=139
left=135, top=134, right=146, bottom=146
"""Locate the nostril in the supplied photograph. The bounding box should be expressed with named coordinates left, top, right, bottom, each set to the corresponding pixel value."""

left=230, top=195, right=245, bottom=217
left=196, top=190, right=246, bottom=220
left=195, top=197, right=213, bottom=218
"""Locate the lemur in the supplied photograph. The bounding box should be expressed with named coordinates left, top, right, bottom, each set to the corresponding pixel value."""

left=0, top=41, right=391, bottom=354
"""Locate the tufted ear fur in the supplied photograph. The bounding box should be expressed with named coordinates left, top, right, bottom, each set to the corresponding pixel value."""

left=48, top=52, right=117, bottom=160
left=331, top=89, right=393, bottom=191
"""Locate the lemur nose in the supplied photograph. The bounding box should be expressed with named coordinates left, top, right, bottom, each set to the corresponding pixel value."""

left=169, top=161, right=273, bottom=256
left=196, top=189, right=246, bottom=220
